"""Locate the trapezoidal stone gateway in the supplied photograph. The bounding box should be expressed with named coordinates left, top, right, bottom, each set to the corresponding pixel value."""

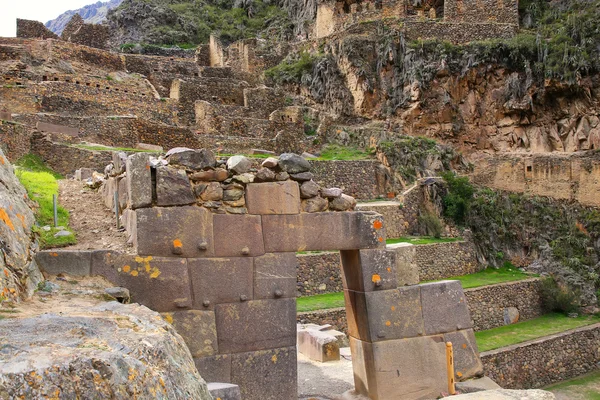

left=38, top=150, right=482, bottom=400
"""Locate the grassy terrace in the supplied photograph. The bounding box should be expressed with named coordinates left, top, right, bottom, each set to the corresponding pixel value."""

left=15, top=155, right=75, bottom=248
left=547, top=370, right=600, bottom=400
left=476, top=313, right=600, bottom=352
left=297, top=265, right=534, bottom=312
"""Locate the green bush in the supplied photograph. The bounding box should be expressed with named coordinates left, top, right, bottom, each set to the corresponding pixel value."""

left=418, top=211, right=443, bottom=238
left=540, top=277, right=580, bottom=315
left=441, top=172, right=474, bottom=226
left=265, top=52, right=323, bottom=85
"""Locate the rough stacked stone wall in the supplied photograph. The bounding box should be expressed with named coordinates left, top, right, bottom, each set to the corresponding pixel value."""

left=465, top=279, right=544, bottom=332
left=0, top=121, right=33, bottom=162
left=16, top=19, right=59, bottom=40
left=61, top=15, right=110, bottom=50
left=416, top=241, right=481, bottom=281
left=298, top=308, right=348, bottom=335
left=481, top=323, right=600, bottom=388
left=296, top=252, right=342, bottom=296
left=356, top=202, right=411, bottom=238
left=310, top=160, right=384, bottom=200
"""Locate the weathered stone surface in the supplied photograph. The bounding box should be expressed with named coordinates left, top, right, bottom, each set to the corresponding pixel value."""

left=0, top=281, right=211, bottom=400
left=297, top=325, right=344, bottom=362
left=226, top=155, right=252, bottom=174
left=0, top=149, right=42, bottom=301
left=232, top=173, right=255, bottom=184
left=215, top=299, right=296, bottom=353
left=213, top=214, right=265, bottom=257
left=330, top=194, right=357, bottom=211
left=504, top=306, right=520, bottom=325
left=290, top=171, right=315, bottom=181
left=166, top=147, right=216, bottom=170
left=275, top=171, right=290, bottom=181
left=246, top=181, right=301, bottom=215
left=302, top=196, right=329, bottom=212
left=455, top=377, right=502, bottom=393
left=452, top=389, right=556, bottom=399
left=340, top=249, right=397, bottom=292
left=135, top=206, right=214, bottom=257
left=188, top=257, right=253, bottom=309
left=387, top=243, right=419, bottom=286
left=345, top=286, right=424, bottom=342
left=208, top=383, right=241, bottom=400
left=255, top=167, right=276, bottom=182
left=36, top=250, right=91, bottom=277
left=75, top=167, right=95, bottom=181
left=162, top=310, right=218, bottom=358
left=136, top=143, right=163, bottom=152
left=126, top=152, right=152, bottom=209
left=194, top=354, right=232, bottom=383
left=263, top=212, right=385, bottom=252
left=420, top=280, right=473, bottom=335
left=279, top=153, right=311, bottom=174
left=200, top=181, right=223, bottom=201
left=350, top=336, right=447, bottom=400
left=190, top=168, right=229, bottom=182
left=261, top=157, right=279, bottom=168
left=254, top=253, right=297, bottom=299
left=230, top=346, right=297, bottom=400
left=0, top=111, right=12, bottom=121
left=300, top=180, right=320, bottom=198
left=104, top=287, right=130, bottom=303
left=91, top=251, right=192, bottom=312
left=112, top=151, right=127, bottom=176
left=443, top=329, right=483, bottom=381
left=36, top=121, right=79, bottom=136
left=321, top=187, right=343, bottom=198
left=156, top=166, right=196, bottom=206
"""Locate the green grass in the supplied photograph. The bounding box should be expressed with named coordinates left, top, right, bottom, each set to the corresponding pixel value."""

left=437, top=264, right=535, bottom=289
left=315, top=145, right=374, bottom=161
left=476, top=313, right=600, bottom=352
left=546, top=370, right=600, bottom=400
left=297, top=292, right=345, bottom=312
left=386, top=236, right=462, bottom=245
left=15, top=155, right=76, bottom=248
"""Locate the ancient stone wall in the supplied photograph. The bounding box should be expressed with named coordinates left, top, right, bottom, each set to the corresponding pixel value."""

left=310, top=160, right=384, bottom=200
left=414, top=241, right=481, bottom=281
left=0, top=121, right=33, bottom=162
left=465, top=279, right=544, bottom=332
left=403, top=21, right=518, bottom=43
left=296, top=252, right=343, bottom=296
left=471, top=152, right=600, bottom=207
left=61, top=14, right=110, bottom=50
left=16, top=19, right=59, bottom=40
left=356, top=201, right=414, bottom=238
left=444, top=0, right=519, bottom=24
left=298, top=307, right=348, bottom=335
left=481, top=323, right=600, bottom=388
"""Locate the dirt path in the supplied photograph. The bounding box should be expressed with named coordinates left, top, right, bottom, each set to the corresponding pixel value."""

left=58, top=179, right=131, bottom=253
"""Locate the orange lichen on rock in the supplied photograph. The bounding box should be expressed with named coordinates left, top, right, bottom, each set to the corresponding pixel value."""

left=0, top=208, right=15, bottom=231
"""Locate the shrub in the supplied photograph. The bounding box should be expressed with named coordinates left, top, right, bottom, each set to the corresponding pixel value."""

left=418, top=211, right=443, bottom=238
left=540, top=277, right=580, bottom=315
left=441, top=172, right=474, bottom=226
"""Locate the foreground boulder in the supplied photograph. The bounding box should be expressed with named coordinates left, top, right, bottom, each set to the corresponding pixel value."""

left=0, top=276, right=212, bottom=399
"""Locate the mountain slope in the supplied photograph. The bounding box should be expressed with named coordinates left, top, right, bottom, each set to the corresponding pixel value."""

left=45, top=0, right=123, bottom=35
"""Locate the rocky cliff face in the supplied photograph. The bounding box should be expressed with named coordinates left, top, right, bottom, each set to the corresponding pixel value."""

left=45, top=0, right=123, bottom=36
left=0, top=148, right=42, bottom=302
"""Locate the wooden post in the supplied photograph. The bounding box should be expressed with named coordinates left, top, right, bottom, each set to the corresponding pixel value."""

left=446, top=341, right=456, bottom=395
left=52, top=194, right=58, bottom=227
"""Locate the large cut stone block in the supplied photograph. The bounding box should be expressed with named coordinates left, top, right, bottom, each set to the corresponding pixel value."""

left=188, top=257, right=253, bottom=309
left=262, top=211, right=385, bottom=252
left=135, top=206, right=214, bottom=257
left=297, top=325, right=344, bottom=362
left=420, top=280, right=473, bottom=335
left=443, top=329, right=483, bottom=381
left=230, top=346, right=297, bottom=400
left=194, top=354, right=232, bottom=383
left=345, top=286, right=424, bottom=342
left=387, top=243, right=419, bottom=286
left=254, top=253, right=297, bottom=299
left=245, top=181, right=301, bottom=215
left=126, top=152, right=152, bottom=209
left=215, top=299, right=296, bottom=353
left=91, top=251, right=192, bottom=312
left=340, top=249, right=397, bottom=292
left=350, top=336, right=447, bottom=400
left=162, top=310, right=218, bottom=358
left=156, top=166, right=196, bottom=206
left=35, top=250, right=92, bottom=276
left=208, top=383, right=241, bottom=400
left=213, top=214, right=264, bottom=257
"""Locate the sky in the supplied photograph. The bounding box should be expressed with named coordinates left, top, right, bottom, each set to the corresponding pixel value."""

left=0, top=0, right=95, bottom=37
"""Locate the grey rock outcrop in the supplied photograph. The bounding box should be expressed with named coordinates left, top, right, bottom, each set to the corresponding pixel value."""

left=0, top=149, right=42, bottom=301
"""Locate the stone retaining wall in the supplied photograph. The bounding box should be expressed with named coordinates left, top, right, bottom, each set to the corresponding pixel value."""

left=296, top=252, right=342, bottom=296
left=481, top=323, right=600, bottom=388
left=310, top=160, right=385, bottom=200
left=299, top=279, right=544, bottom=332
left=415, top=241, right=481, bottom=281
left=356, top=202, right=410, bottom=238
left=465, top=278, right=544, bottom=331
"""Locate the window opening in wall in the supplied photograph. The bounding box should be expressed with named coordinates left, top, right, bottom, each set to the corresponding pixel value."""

left=42, top=76, right=47, bottom=81
left=526, top=165, right=532, bottom=172
left=54, top=77, right=59, bottom=81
